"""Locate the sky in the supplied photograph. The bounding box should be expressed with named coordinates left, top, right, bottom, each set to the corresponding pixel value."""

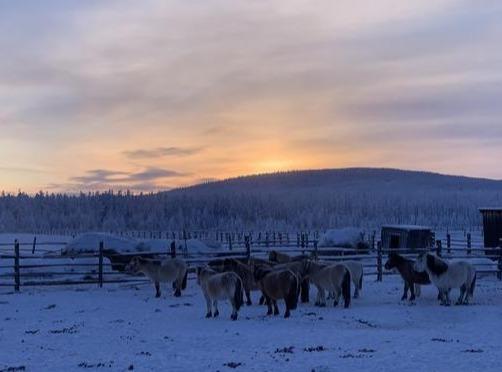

left=1, top=0, right=502, bottom=193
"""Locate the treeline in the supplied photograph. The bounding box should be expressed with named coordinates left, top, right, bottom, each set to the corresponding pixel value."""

left=0, top=188, right=497, bottom=233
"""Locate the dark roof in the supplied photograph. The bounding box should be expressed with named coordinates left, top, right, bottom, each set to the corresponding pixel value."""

left=382, top=225, right=432, bottom=231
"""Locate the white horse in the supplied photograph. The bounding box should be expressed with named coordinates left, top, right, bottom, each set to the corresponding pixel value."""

left=196, top=266, right=244, bottom=320
left=125, top=256, right=187, bottom=298
left=305, top=261, right=351, bottom=308
left=414, top=253, right=476, bottom=306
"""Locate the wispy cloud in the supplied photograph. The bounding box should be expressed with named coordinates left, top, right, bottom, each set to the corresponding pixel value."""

left=69, top=167, right=187, bottom=186
left=123, top=146, right=202, bottom=159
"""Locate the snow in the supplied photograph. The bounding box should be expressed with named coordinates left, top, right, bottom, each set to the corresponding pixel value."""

left=318, top=228, right=365, bottom=248
left=62, top=233, right=220, bottom=257
left=2, top=275, right=502, bottom=371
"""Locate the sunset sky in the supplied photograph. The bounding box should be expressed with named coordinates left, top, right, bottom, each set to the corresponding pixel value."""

left=1, top=1, right=502, bottom=193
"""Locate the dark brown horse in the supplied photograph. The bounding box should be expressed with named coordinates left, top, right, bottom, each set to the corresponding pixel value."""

left=384, top=253, right=432, bottom=301
left=222, top=258, right=261, bottom=305
left=269, top=252, right=311, bottom=303
left=254, top=266, right=299, bottom=318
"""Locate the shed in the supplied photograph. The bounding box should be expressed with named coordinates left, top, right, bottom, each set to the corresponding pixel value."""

left=381, top=225, right=434, bottom=251
left=480, top=208, right=502, bottom=249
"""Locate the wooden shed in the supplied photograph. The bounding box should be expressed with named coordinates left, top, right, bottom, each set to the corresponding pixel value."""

left=480, top=208, right=502, bottom=249
left=381, top=225, right=434, bottom=251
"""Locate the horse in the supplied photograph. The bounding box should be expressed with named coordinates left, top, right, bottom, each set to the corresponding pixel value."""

left=125, top=256, right=187, bottom=298
left=269, top=250, right=310, bottom=264
left=414, top=253, right=476, bottom=306
left=253, top=266, right=299, bottom=318
left=384, top=253, right=433, bottom=301
left=305, top=261, right=351, bottom=308
left=222, top=258, right=261, bottom=305
left=196, top=266, right=244, bottom=320
left=271, top=259, right=311, bottom=303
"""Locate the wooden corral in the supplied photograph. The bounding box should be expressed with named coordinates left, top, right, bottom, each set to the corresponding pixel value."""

left=381, top=225, right=434, bottom=251
left=480, top=208, right=502, bottom=252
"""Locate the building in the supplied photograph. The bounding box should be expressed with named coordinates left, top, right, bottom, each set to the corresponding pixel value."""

left=381, top=225, right=434, bottom=251
left=480, top=208, right=502, bottom=249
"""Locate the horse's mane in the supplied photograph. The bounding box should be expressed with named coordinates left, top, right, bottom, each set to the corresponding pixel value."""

left=426, top=254, right=448, bottom=276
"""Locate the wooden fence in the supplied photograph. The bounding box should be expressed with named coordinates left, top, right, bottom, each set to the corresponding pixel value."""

left=1, top=235, right=501, bottom=292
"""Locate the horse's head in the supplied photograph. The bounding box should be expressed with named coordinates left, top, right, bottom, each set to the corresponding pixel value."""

left=196, top=266, right=205, bottom=285
left=124, top=256, right=143, bottom=274
left=268, top=251, right=278, bottom=263
left=414, top=253, right=427, bottom=272
left=384, top=252, right=399, bottom=271
left=253, top=265, right=270, bottom=282
left=222, top=258, right=235, bottom=271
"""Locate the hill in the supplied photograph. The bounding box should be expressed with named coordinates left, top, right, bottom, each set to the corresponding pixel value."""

left=1, top=168, right=502, bottom=232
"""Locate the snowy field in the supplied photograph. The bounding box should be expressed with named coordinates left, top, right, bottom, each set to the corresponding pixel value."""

left=2, top=275, right=502, bottom=372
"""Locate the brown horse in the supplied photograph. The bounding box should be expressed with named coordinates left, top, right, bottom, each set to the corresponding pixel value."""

left=125, top=256, right=187, bottom=298
left=384, top=253, right=433, bottom=301
left=271, top=259, right=311, bottom=303
left=269, top=252, right=311, bottom=303
left=254, top=266, right=299, bottom=318
left=222, top=258, right=261, bottom=306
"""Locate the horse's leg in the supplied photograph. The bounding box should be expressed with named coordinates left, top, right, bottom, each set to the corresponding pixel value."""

left=273, top=300, right=279, bottom=316
left=230, top=299, right=238, bottom=321
left=409, top=281, right=416, bottom=301
left=213, top=300, right=219, bottom=317
left=301, top=278, right=309, bottom=303
left=456, top=284, right=467, bottom=305
left=155, top=281, right=161, bottom=298
left=333, top=288, right=341, bottom=307
left=353, top=285, right=359, bottom=299
left=415, top=284, right=421, bottom=298
left=174, top=280, right=181, bottom=297
left=205, top=295, right=212, bottom=318
left=266, top=296, right=273, bottom=316
left=245, top=288, right=252, bottom=306
left=259, top=295, right=265, bottom=305
left=401, top=282, right=409, bottom=301
left=314, top=286, right=321, bottom=306
left=444, top=289, right=452, bottom=306
left=284, top=302, right=291, bottom=319
left=318, top=288, right=326, bottom=307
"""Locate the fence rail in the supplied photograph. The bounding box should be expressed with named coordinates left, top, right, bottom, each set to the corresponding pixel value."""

left=1, top=235, right=501, bottom=292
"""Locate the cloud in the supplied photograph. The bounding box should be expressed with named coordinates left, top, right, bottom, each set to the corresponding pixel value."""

left=69, top=167, right=187, bottom=185
left=123, top=146, right=202, bottom=159
left=3, top=0, right=502, bottom=191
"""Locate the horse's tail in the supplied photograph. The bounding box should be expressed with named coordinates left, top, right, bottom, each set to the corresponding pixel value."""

left=469, top=272, right=477, bottom=297
left=181, top=267, right=188, bottom=290
left=286, top=274, right=299, bottom=310
left=234, top=277, right=244, bottom=311
left=342, top=269, right=351, bottom=308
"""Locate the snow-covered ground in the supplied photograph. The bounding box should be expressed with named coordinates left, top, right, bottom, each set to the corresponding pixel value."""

left=2, top=275, right=502, bottom=371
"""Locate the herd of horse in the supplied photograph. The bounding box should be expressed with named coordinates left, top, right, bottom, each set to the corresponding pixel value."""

left=124, top=250, right=478, bottom=320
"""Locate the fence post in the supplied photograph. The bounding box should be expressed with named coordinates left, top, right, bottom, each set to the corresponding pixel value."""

left=32, top=236, right=37, bottom=255
left=98, top=241, right=104, bottom=288
left=313, top=240, right=318, bottom=260
left=245, top=235, right=251, bottom=260
left=436, top=240, right=442, bottom=257
left=14, top=240, right=20, bottom=292
left=377, top=241, right=383, bottom=282
left=467, top=233, right=472, bottom=255
left=498, top=247, right=502, bottom=281
left=446, top=233, right=451, bottom=254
